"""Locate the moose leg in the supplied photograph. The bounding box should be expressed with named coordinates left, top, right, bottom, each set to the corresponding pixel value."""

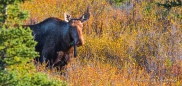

left=40, top=54, right=46, bottom=64
left=57, top=53, right=71, bottom=70
left=52, top=51, right=65, bottom=69
left=65, top=53, right=71, bottom=62
left=41, top=47, right=54, bottom=65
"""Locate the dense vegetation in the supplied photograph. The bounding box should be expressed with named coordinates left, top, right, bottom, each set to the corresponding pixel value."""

left=22, top=0, right=182, bottom=85
left=0, top=0, right=181, bottom=85
left=0, top=0, right=67, bottom=85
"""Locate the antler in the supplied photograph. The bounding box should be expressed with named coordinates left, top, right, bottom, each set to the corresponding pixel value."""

left=85, top=6, right=91, bottom=19
left=86, top=6, right=90, bottom=13
left=79, top=6, right=91, bottom=22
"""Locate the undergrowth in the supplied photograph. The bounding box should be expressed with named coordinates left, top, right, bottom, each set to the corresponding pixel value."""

left=21, top=0, right=182, bottom=85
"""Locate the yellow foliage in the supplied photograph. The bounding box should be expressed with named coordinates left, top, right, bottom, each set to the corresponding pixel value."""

left=21, top=0, right=182, bottom=85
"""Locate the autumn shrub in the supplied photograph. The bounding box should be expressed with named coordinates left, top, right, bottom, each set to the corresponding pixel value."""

left=21, top=0, right=182, bottom=85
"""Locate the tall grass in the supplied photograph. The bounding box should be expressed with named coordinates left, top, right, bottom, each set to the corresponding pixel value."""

left=21, top=0, right=182, bottom=85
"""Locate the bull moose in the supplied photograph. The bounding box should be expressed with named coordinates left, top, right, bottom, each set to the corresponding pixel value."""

left=24, top=7, right=90, bottom=68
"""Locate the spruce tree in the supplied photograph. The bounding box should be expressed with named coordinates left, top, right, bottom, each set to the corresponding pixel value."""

left=0, top=0, right=38, bottom=71
left=0, top=0, right=67, bottom=85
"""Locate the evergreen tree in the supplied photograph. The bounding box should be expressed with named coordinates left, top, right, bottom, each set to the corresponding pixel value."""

left=107, top=0, right=126, bottom=6
left=157, top=0, right=182, bottom=11
left=0, top=0, right=37, bottom=71
left=0, top=0, right=67, bottom=85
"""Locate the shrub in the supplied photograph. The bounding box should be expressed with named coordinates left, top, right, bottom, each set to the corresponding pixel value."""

left=0, top=0, right=67, bottom=85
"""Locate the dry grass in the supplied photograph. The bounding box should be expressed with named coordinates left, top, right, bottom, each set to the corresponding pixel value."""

left=21, top=0, right=182, bottom=85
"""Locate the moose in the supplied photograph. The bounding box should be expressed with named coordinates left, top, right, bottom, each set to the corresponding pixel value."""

left=24, top=7, right=90, bottom=69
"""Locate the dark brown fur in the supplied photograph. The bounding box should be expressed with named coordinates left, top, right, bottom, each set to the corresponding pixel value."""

left=52, top=47, right=73, bottom=69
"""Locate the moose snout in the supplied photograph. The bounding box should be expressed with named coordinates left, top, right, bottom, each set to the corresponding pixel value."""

left=76, top=39, right=84, bottom=47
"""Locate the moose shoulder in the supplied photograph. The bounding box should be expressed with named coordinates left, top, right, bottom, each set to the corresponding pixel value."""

left=24, top=7, right=90, bottom=67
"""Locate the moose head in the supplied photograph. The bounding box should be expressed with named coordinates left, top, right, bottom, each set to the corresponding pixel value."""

left=64, top=6, right=90, bottom=57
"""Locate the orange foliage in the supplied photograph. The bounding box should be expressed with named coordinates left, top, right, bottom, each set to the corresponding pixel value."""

left=21, top=0, right=182, bottom=85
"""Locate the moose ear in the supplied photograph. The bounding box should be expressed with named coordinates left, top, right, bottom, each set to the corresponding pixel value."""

left=64, top=13, right=71, bottom=22
left=80, top=6, right=91, bottom=23
left=80, top=13, right=90, bottom=23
